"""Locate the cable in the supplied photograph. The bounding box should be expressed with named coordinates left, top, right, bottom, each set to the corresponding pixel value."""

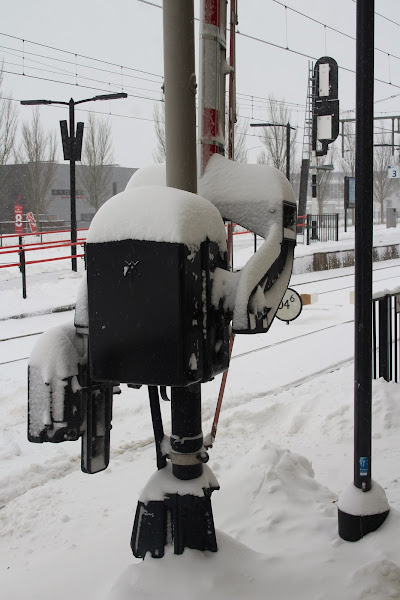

left=0, top=31, right=163, bottom=79
left=350, top=0, right=400, bottom=29
left=3, top=68, right=162, bottom=103
left=0, top=44, right=163, bottom=86
left=272, top=0, right=400, bottom=63
left=236, top=29, right=400, bottom=92
left=3, top=56, right=162, bottom=98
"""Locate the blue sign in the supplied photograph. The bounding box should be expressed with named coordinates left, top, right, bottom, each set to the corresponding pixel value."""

left=359, top=457, right=368, bottom=477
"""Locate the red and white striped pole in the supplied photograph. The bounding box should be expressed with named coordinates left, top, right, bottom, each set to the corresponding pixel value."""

left=198, top=0, right=227, bottom=177
left=227, top=0, right=237, bottom=162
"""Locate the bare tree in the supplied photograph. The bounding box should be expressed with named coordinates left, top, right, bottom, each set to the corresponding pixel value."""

left=228, top=114, right=248, bottom=163
left=339, top=121, right=356, bottom=177
left=152, top=102, right=166, bottom=163
left=256, top=95, right=297, bottom=175
left=18, top=107, right=58, bottom=223
left=0, top=64, right=18, bottom=194
left=152, top=101, right=248, bottom=163
left=78, top=113, right=114, bottom=212
left=373, top=127, right=398, bottom=223
left=316, top=149, right=336, bottom=214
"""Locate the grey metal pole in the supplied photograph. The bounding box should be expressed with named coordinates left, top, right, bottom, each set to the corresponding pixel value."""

left=69, top=99, right=77, bottom=272
left=163, top=0, right=197, bottom=193
left=163, top=0, right=202, bottom=484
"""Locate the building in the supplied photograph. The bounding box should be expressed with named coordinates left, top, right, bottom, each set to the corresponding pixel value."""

left=0, top=163, right=137, bottom=232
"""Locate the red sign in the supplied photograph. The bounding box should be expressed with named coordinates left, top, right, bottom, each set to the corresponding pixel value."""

left=26, top=211, right=37, bottom=234
left=14, top=203, right=23, bottom=235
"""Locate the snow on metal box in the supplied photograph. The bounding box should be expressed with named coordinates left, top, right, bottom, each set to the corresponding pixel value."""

left=86, top=238, right=229, bottom=387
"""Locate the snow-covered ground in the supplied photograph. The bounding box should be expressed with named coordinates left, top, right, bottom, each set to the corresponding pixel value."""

left=1, top=226, right=400, bottom=599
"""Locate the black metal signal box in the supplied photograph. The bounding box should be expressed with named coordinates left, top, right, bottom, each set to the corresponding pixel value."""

left=86, top=238, right=229, bottom=387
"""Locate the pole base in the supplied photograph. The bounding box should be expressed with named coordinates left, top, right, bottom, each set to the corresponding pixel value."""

left=131, top=490, right=218, bottom=558
left=338, top=507, right=389, bottom=542
left=337, top=480, right=390, bottom=542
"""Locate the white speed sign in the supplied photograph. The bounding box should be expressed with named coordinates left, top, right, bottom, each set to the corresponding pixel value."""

left=276, top=288, right=302, bottom=322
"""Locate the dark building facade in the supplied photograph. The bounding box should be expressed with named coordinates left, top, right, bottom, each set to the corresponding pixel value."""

left=0, top=163, right=137, bottom=231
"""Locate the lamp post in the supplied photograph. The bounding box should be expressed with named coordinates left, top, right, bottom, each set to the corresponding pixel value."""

left=250, top=122, right=296, bottom=182
left=21, top=92, right=127, bottom=271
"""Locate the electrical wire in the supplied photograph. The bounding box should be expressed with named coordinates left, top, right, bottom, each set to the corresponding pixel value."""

left=0, top=31, right=163, bottom=80
left=272, top=0, right=400, bottom=63
left=350, top=0, right=400, bottom=29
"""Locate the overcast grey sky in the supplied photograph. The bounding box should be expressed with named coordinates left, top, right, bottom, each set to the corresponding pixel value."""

left=2, top=0, right=400, bottom=168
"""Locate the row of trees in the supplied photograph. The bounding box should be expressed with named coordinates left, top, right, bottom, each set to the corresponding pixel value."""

left=0, top=67, right=114, bottom=225
left=153, top=94, right=399, bottom=221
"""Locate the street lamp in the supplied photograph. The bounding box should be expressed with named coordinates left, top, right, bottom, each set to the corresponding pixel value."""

left=250, top=122, right=296, bottom=182
left=21, top=92, right=128, bottom=271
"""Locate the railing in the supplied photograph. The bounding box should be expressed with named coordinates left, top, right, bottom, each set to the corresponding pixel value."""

left=0, top=227, right=88, bottom=247
left=372, top=292, right=400, bottom=382
left=305, top=214, right=339, bottom=245
left=0, top=234, right=86, bottom=299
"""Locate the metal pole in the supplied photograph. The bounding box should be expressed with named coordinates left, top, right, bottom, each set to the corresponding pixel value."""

left=354, top=0, right=374, bottom=492
left=69, top=99, right=77, bottom=272
left=163, top=0, right=197, bottom=193
left=378, top=296, right=390, bottom=382
left=163, top=0, right=201, bottom=483
left=286, top=122, right=291, bottom=181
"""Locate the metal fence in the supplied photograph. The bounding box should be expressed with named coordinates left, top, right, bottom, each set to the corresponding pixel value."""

left=306, top=214, right=339, bottom=244
left=372, top=292, right=400, bottom=382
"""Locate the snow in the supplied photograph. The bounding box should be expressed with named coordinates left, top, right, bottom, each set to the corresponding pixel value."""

left=125, top=156, right=296, bottom=239
left=126, top=163, right=167, bottom=189
left=199, top=154, right=296, bottom=239
left=338, top=480, right=390, bottom=516
left=139, top=462, right=219, bottom=503
left=1, top=225, right=400, bottom=599
left=86, top=185, right=227, bottom=252
left=28, top=322, right=86, bottom=438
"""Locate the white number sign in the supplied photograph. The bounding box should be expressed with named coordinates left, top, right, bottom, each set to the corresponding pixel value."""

left=387, top=166, right=400, bottom=178
left=276, top=288, right=302, bottom=322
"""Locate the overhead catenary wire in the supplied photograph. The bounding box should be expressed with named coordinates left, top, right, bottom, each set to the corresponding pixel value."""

left=1, top=1, right=399, bottom=153
left=272, top=0, right=400, bottom=64
left=0, top=31, right=163, bottom=80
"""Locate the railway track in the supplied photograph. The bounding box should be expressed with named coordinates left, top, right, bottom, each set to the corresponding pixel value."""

left=2, top=259, right=400, bottom=365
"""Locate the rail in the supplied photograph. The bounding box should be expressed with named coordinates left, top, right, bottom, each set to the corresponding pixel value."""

left=0, top=227, right=88, bottom=247
left=0, top=236, right=85, bottom=299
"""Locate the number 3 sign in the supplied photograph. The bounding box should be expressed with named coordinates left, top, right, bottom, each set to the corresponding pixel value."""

left=388, top=165, right=400, bottom=179
left=276, top=288, right=302, bottom=322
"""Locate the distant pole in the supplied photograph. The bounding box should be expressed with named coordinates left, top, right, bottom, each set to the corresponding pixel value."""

left=20, top=93, right=126, bottom=272
left=69, top=99, right=77, bottom=272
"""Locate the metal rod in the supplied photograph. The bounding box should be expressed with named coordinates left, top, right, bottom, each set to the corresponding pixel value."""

left=372, top=301, right=377, bottom=378
left=353, top=0, right=374, bottom=491
left=19, top=235, right=27, bottom=299
left=148, top=386, right=167, bottom=470
left=394, top=301, right=398, bottom=383
left=379, top=296, right=390, bottom=381
left=69, top=99, right=77, bottom=272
